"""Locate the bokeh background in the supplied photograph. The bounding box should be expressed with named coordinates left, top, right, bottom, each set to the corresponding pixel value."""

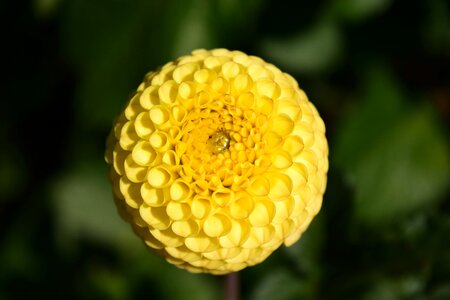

left=1, top=0, right=450, bottom=299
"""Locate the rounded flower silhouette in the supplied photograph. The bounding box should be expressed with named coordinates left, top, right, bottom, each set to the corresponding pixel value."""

left=105, top=49, right=328, bottom=274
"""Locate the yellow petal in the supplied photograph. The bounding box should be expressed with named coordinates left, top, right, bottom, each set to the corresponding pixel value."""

left=132, top=141, right=156, bottom=166
left=271, top=150, right=293, bottom=169
left=166, top=201, right=191, bottom=221
left=229, top=194, right=254, bottom=219
left=248, top=175, right=270, bottom=196
left=173, top=62, right=199, bottom=83
left=267, top=172, right=293, bottom=199
left=221, top=61, right=241, bottom=79
left=249, top=200, right=275, bottom=227
left=282, top=135, right=304, bottom=157
left=124, top=154, right=147, bottom=182
left=140, top=183, right=167, bottom=207
left=119, top=176, right=142, bottom=208
left=147, top=165, right=173, bottom=188
left=158, top=80, right=178, bottom=105
left=256, top=79, right=280, bottom=99
left=139, top=86, right=159, bottom=109
left=172, top=220, right=199, bottom=237
left=134, top=112, right=155, bottom=139
left=219, top=220, right=250, bottom=248
left=212, top=188, right=234, bottom=207
left=271, top=114, right=294, bottom=136
left=169, top=179, right=192, bottom=201
left=191, top=196, right=211, bottom=219
left=203, top=214, right=231, bottom=237
left=149, top=105, right=170, bottom=127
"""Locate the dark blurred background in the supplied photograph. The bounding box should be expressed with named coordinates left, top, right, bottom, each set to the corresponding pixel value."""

left=1, top=0, right=449, bottom=299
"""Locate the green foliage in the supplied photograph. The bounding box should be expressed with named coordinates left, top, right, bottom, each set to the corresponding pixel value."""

left=332, top=0, right=392, bottom=22
left=1, top=0, right=449, bottom=299
left=334, top=65, right=450, bottom=225
left=261, top=20, right=343, bottom=74
left=52, top=163, right=137, bottom=251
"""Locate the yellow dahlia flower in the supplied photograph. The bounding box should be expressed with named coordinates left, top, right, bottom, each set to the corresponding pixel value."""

left=105, top=48, right=328, bottom=275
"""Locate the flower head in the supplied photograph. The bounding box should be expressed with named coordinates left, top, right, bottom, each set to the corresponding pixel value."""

left=105, top=49, right=328, bottom=274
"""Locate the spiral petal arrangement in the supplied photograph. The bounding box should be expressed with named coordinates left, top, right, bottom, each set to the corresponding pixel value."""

left=105, top=48, right=328, bottom=275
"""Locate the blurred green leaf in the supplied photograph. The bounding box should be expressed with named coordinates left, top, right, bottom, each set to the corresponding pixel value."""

left=52, top=163, right=138, bottom=251
left=0, top=148, right=27, bottom=201
left=121, top=246, right=220, bottom=300
left=422, top=0, right=450, bottom=52
left=260, top=20, right=342, bottom=73
left=249, top=268, right=307, bottom=300
left=283, top=213, right=324, bottom=279
left=209, top=0, right=265, bottom=46
left=88, top=268, right=129, bottom=300
left=0, top=232, right=40, bottom=279
left=156, top=270, right=219, bottom=300
left=61, top=0, right=168, bottom=129
left=170, top=0, right=214, bottom=58
left=362, top=275, right=425, bottom=300
left=430, top=284, right=450, bottom=300
left=333, top=0, right=391, bottom=23
left=363, top=281, right=397, bottom=300
left=33, top=0, right=61, bottom=18
left=334, top=65, right=450, bottom=226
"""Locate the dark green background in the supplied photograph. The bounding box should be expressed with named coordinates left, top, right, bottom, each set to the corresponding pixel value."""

left=1, top=0, right=449, bottom=299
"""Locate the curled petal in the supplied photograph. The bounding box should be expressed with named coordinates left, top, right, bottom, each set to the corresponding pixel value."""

left=119, top=121, right=139, bottom=150
left=203, top=213, right=232, bottom=237
left=194, top=68, right=216, bottom=84
left=158, top=80, right=178, bottom=105
left=140, top=206, right=171, bottom=230
left=254, top=96, right=273, bottom=116
left=263, top=131, right=282, bottom=152
left=150, top=228, right=184, bottom=247
left=241, top=225, right=275, bottom=249
left=162, top=150, right=180, bottom=166
left=247, top=63, right=273, bottom=80
left=140, top=86, right=159, bottom=109
left=149, top=131, right=171, bottom=152
left=134, top=112, right=155, bottom=139
left=185, top=233, right=217, bottom=253
left=271, top=114, right=294, bottom=136
left=249, top=200, right=275, bottom=227
left=271, top=150, right=293, bottom=169
left=212, top=188, right=234, bottom=207
left=166, top=201, right=191, bottom=221
left=141, top=183, right=168, bottom=207
left=149, top=105, right=170, bottom=128
left=119, top=177, right=142, bottom=208
left=221, top=61, right=241, bottom=79
left=248, top=175, right=270, bottom=196
left=256, top=79, right=280, bottom=100
left=282, top=135, right=304, bottom=157
left=172, top=220, right=200, bottom=237
left=147, top=165, right=173, bottom=188
left=125, top=92, right=144, bottom=120
left=169, top=179, right=192, bottom=201
left=219, top=220, right=250, bottom=248
left=132, top=141, right=157, bottom=166
left=173, top=62, right=199, bottom=83
left=237, top=92, right=254, bottom=109
left=267, top=172, right=293, bottom=199
left=124, top=154, right=147, bottom=182
left=229, top=193, right=254, bottom=219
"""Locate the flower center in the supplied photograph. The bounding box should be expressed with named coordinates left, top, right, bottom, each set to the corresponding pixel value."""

left=176, top=102, right=269, bottom=191
left=209, top=131, right=231, bottom=153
